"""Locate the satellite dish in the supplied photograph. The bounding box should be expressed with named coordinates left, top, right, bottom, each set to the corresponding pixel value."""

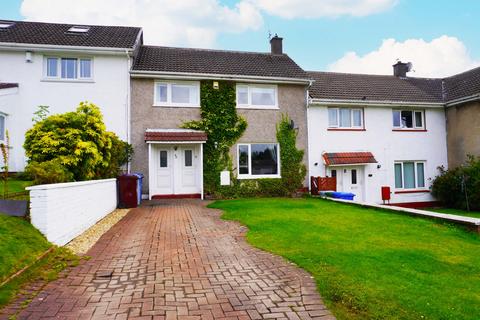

left=407, top=62, right=413, bottom=72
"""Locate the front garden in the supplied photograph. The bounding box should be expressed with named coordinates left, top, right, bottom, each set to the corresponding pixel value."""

left=210, top=197, right=480, bottom=320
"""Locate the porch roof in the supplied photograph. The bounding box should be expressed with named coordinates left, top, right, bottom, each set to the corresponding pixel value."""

left=145, top=129, right=207, bottom=142
left=323, top=152, right=377, bottom=166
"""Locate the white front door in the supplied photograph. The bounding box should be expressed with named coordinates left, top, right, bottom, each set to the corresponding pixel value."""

left=151, top=144, right=201, bottom=197
left=342, top=166, right=364, bottom=202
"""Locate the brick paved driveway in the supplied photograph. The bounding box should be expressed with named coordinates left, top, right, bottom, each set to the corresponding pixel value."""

left=12, top=200, right=334, bottom=319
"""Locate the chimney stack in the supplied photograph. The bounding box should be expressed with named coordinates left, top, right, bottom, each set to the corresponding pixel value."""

left=393, top=61, right=411, bottom=77
left=270, top=34, right=283, bottom=55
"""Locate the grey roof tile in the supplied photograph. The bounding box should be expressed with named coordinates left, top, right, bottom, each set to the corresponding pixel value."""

left=132, top=45, right=309, bottom=80
left=0, top=20, right=142, bottom=49
left=443, top=66, right=480, bottom=102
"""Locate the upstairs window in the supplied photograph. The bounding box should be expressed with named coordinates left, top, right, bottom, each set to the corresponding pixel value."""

left=0, top=114, right=5, bottom=143
left=236, top=84, right=278, bottom=109
left=45, top=57, right=93, bottom=80
left=328, top=107, right=363, bottom=128
left=154, top=81, right=200, bottom=107
left=393, top=110, right=424, bottom=130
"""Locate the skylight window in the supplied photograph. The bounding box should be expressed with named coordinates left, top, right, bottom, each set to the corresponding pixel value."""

left=67, top=26, right=90, bottom=33
left=0, top=22, right=14, bottom=29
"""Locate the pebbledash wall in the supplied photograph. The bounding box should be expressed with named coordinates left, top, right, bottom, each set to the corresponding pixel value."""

left=27, top=179, right=117, bottom=245
left=130, top=79, right=310, bottom=194
left=308, top=105, right=448, bottom=204
left=0, top=50, right=131, bottom=172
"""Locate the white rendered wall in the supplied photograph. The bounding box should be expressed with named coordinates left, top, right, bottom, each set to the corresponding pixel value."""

left=307, top=105, right=448, bottom=205
left=27, top=178, right=117, bottom=246
left=0, top=50, right=130, bottom=172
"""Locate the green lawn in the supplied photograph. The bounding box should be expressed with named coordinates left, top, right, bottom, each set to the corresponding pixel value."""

left=428, top=207, right=480, bottom=219
left=0, top=214, right=51, bottom=284
left=0, top=178, right=32, bottom=195
left=209, top=198, right=480, bottom=320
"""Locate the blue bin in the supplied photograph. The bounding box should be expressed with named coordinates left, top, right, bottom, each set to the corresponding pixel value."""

left=132, top=173, right=144, bottom=205
left=330, top=192, right=355, bottom=201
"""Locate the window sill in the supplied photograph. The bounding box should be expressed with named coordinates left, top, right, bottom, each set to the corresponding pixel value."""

left=394, top=189, right=430, bottom=194
left=236, top=105, right=279, bottom=110
left=41, top=78, right=94, bottom=83
left=152, top=104, right=201, bottom=108
left=237, top=174, right=281, bottom=180
left=392, top=129, right=427, bottom=132
left=327, top=128, right=366, bottom=131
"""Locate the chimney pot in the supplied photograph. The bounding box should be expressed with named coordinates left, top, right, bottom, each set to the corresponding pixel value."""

left=393, top=61, right=410, bottom=77
left=270, top=34, right=283, bottom=55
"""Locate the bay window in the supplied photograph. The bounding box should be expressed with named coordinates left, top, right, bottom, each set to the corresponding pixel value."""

left=236, top=84, right=277, bottom=109
left=394, top=161, right=426, bottom=190
left=237, top=143, right=280, bottom=178
left=393, top=110, right=424, bottom=130
left=328, top=107, right=363, bottom=128
left=45, top=57, right=93, bottom=80
left=154, top=81, right=200, bottom=107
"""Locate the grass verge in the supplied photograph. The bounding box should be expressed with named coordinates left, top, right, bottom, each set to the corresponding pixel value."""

left=209, top=198, right=480, bottom=320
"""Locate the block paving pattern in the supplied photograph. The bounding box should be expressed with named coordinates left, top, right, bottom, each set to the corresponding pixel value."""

left=3, top=200, right=334, bottom=319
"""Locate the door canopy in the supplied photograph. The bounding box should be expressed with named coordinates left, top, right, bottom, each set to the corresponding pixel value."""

left=322, top=152, right=377, bottom=166
left=145, top=129, right=207, bottom=143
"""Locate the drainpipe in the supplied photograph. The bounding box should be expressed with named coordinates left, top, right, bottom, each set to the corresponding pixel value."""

left=305, top=79, right=314, bottom=191
left=125, top=49, right=132, bottom=173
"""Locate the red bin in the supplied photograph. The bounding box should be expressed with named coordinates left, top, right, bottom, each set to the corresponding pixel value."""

left=118, top=175, right=139, bottom=208
left=381, top=186, right=391, bottom=201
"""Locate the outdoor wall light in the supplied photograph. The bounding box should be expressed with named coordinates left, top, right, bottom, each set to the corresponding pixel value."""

left=377, top=164, right=382, bottom=169
left=213, top=81, right=219, bottom=89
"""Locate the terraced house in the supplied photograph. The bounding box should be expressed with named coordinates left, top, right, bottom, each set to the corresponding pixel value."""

left=129, top=36, right=311, bottom=199
left=0, top=20, right=143, bottom=172
left=1, top=19, right=479, bottom=206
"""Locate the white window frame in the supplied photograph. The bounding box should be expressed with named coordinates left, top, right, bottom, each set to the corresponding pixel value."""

left=237, top=143, right=281, bottom=179
left=394, top=161, right=427, bottom=190
left=328, top=107, right=364, bottom=129
left=43, top=56, right=94, bottom=81
left=153, top=81, right=200, bottom=108
left=393, top=109, right=425, bottom=130
left=236, top=84, right=278, bottom=110
left=0, top=113, right=6, bottom=144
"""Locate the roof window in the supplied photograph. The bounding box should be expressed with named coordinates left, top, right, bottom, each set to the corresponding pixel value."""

left=67, top=26, right=90, bottom=33
left=0, top=21, right=14, bottom=29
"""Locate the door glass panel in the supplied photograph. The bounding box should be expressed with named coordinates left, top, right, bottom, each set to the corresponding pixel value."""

left=238, top=145, right=249, bottom=174
left=417, top=163, right=425, bottom=187
left=351, top=169, right=357, bottom=185
left=159, top=150, right=168, bottom=168
left=403, top=162, right=415, bottom=188
left=331, top=169, right=337, bottom=178
left=394, top=163, right=403, bottom=188
left=184, top=150, right=193, bottom=167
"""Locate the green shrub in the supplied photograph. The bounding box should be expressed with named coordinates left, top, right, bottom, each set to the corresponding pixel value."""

left=14, top=171, right=33, bottom=181
left=432, top=156, right=480, bottom=210
left=216, top=178, right=289, bottom=199
left=24, top=102, right=133, bottom=182
left=25, top=160, right=74, bottom=185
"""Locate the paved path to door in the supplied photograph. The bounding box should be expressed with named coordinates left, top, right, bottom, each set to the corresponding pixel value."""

left=13, top=201, right=334, bottom=320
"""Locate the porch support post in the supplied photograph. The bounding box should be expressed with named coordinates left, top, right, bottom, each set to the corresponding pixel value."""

left=200, top=143, right=204, bottom=200
left=148, top=143, right=153, bottom=200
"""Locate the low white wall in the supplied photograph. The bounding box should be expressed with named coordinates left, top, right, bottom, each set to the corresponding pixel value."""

left=27, top=178, right=117, bottom=246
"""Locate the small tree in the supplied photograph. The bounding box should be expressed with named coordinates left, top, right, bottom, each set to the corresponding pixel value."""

left=0, top=130, right=10, bottom=197
left=24, top=102, right=132, bottom=182
left=276, top=114, right=306, bottom=195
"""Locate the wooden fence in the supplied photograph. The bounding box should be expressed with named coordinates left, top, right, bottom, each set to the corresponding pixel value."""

left=310, top=176, right=337, bottom=195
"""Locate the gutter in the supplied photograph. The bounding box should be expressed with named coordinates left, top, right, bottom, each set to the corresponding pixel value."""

left=0, top=42, right=135, bottom=55
left=445, top=93, right=480, bottom=107
left=309, top=98, right=444, bottom=108
left=130, top=70, right=312, bottom=85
